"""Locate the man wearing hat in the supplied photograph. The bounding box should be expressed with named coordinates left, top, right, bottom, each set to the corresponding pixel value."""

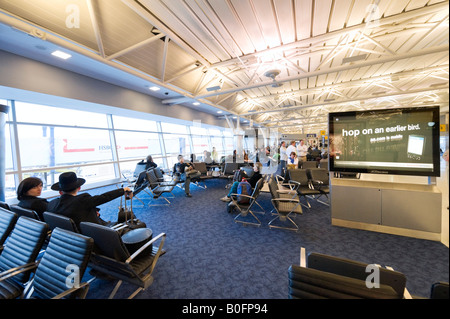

left=47, top=171, right=133, bottom=228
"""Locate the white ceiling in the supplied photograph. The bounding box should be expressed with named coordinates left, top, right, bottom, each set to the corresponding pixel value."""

left=0, top=0, right=448, bottom=133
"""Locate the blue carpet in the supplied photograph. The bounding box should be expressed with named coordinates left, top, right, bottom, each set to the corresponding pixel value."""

left=81, top=178, right=448, bottom=299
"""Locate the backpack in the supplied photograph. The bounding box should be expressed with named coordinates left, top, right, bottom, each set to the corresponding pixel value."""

left=237, top=180, right=252, bottom=204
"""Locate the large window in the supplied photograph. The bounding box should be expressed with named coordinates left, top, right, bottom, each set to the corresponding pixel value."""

left=2, top=98, right=230, bottom=200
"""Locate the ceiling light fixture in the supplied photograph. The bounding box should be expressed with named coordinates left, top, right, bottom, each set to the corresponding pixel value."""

left=264, top=69, right=283, bottom=88
left=51, top=50, right=71, bottom=60
left=193, top=102, right=200, bottom=105
left=149, top=86, right=160, bottom=91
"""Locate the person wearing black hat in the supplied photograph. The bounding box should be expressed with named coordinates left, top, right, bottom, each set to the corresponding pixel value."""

left=47, top=172, right=133, bottom=228
left=17, top=177, right=48, bottom=220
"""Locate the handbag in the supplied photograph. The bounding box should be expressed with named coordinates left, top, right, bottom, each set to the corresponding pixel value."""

left=185, top=169, right=200, bottom=176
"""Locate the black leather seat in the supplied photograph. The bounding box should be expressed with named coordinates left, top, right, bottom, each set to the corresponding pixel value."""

left=229, top=178, right=265, bottom=227
left=287, top=169, right=321, bottom=209
left=0, top=216, right=49, bottom=299
left=268, top=177, right=302, bottom=231
left=79, top=221, right=166, bottom=299
left=307, top=168, right=330, bottom=205
left=0, top=207, right=17, bottom=252
left=146, top=168, right=175, bottom=205
left=152, top=167, right=178, bottom=187
left=192, top=162, right=213, bottom=189
left=43, top=211, right=79, bottom=233
left=22, top=227, right=94, bottom=299
left=9, top=205, right=41, bottom=220
left=289, top=251, right=407, bottom=299
left=130, top=169, right=151, bottom=206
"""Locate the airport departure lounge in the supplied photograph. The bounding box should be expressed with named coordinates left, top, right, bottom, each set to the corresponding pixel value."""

left=0, top=0, right=448, bottom=307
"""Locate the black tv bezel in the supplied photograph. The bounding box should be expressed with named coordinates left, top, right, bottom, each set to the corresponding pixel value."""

left=328, top=106, right=441, bottom=177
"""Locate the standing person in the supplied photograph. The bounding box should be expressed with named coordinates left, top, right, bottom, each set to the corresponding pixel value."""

left=16, top=177, right=48, bottom=220
left=297, top=139, right=308, bottom=162
left=212, top=147, right=219, bottom=163
left=279, top=141, right=288, bottom=175
left=47, top=172, right=133, bottom=228
left=174, top=155, right=201, bottom=197
left=286, top=140, right=297, bottom=159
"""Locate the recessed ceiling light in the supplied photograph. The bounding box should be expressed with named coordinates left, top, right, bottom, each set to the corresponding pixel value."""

left=217, top=111, right=223, bottom=114
left=51, top=50, right=72, bottom=60
left=193, top=102, right=200, bottom=105
left=149, top=86, right=160, bottom=91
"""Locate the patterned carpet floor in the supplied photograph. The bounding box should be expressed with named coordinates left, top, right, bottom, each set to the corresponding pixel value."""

left=81, top=178, right=449, bottom=299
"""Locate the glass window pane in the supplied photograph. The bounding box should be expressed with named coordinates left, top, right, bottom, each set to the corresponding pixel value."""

left=190, top=126, right=208, bottom=135
left=163, top=134, right=190, bottom=157
left=115, top=131, right=161, bottom=160
left=15, top=101, right=108, bottom=128
left=161, top=122, right=188, bottom=134
left=17, top=125, right=113, bottom=169
left=191, top=136, right=209, bottom=155
left=208, top=128, right=222, bottom=136
left=20, top=164, right=116, bottom=192
left=112, top=116, right=158, bottom=131
left=4, top=123, right=14, bottom=171
left=4, top=173, right=17, bottom=200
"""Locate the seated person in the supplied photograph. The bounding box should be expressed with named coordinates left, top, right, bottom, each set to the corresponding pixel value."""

left=203, top=150, right=212, bottom=164
left=47, top=172, right=132, bottom=228
left=287, top=151, right=298, bottom=169
left=142, top=155, right=158, bottom=170
left=220, top=162, right=262, bottom=202
left=16, top=177, right=48, bottom=220
left=174, top=155, right=201, bottom=197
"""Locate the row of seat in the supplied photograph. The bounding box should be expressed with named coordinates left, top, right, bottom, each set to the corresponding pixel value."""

left=129, top=164, right=218, bottom=205
left=0, top=206, right=166, bottom=299
left=289, top=247, right=449, bottom=299
left=278, top=168, right=330, bottom=209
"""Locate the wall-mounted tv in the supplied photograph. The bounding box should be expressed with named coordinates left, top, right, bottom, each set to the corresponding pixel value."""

left=328, top=106, right=440, bottom=177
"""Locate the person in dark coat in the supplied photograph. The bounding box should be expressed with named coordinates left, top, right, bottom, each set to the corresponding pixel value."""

left=17, top=177, right=48, bottom=220
left=47, top=172, right=132, bottom=228
left=143, top=155, right=158, bottom=170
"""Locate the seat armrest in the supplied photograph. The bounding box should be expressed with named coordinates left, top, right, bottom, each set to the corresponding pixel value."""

left=126, top=232, right=166, bottom=263
left=0, top=262, right=38, bottom=282
left=52, top=281, right=90, bottom=299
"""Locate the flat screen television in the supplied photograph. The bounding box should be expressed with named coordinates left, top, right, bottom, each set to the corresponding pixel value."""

left=328, top=106, right=440, bottom=176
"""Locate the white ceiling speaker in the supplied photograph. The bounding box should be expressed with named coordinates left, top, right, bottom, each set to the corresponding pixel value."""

left=264, top=69, right=283, bottom=88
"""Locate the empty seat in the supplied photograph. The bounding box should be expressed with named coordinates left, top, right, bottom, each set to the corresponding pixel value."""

left=22, top=227, right=94, bottom=299
left=308, top=168, right=330, bottom=205
left=43, top=211, right=79, bottom=233
left=268, top=177, right=302, bottom=231
left=79, top=221, right=166, bottom=299
left=9, top=205, right=41, bottom=221
left=289, top=251, right=407, bottom=299
left=146, top=169, right=176, bottom=205
left=287, top=169, right=321, bottom=209
left=0, top=216, right=49, bottom=299
left=0, top=208, right=17, bottom=252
